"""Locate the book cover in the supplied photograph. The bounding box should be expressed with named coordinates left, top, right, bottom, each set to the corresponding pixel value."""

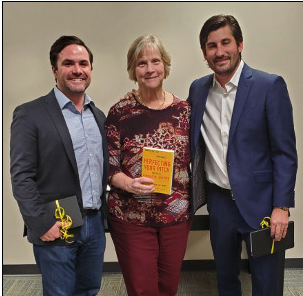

left=142, top=147, right=174, bottom=195
left=45, top=195, right=83, bottom=228
left=250, top=221, right=294, bottom=258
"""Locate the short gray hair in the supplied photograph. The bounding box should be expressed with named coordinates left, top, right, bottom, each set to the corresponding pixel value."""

left=127, top=34, right=171, bottom=82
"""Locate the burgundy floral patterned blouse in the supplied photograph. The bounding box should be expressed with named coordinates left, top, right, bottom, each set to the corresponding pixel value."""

left=105, top=95, right=191, bottom=227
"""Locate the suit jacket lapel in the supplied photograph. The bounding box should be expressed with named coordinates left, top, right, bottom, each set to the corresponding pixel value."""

left=229, top=64, right=253, bottom=146
left=193, top=75, right=213, bottom=149
left=89, top=105, right=109, bottom=158
left=43, top=90, right=79, bottom=174
left=89, top=105, right=106, bottom=140
left=88, top=104, right=109, bottom=187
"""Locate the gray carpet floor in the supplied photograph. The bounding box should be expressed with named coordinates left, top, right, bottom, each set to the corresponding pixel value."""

left=3, top=269, right=303, bottom=295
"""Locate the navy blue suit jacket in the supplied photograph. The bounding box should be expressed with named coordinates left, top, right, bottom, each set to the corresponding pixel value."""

left=10, top=89, right=109, bottom=245
left=187, top=63, right=297, bottom=229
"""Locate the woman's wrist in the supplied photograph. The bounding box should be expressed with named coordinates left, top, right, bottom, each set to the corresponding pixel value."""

left=112, top=172, right=133, bottom=192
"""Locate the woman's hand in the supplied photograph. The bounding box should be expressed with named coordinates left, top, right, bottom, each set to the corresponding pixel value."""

left=111, top=173, right=154, bottom=195
left=126, top=177, right=155, bottom=195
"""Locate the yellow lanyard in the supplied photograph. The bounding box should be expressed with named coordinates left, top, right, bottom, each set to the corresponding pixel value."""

left=260, top=217, right=274, bottom=254
left=55, top=200, right=74, bottom=243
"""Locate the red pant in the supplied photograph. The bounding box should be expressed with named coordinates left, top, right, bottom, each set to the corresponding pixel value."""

left=110, top=216, right=192, bottom=296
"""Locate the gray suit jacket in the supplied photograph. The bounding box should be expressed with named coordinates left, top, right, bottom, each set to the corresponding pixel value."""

left=10, top=89, right=109, bottom=245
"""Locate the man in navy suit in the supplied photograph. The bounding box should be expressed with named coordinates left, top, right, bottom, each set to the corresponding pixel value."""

left=10, top=36, right=109, bottom=296
left=188, top=15, right=297, bottom=295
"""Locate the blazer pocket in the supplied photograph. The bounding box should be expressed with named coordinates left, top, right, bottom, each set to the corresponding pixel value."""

left=40, top=193, right=61, bottom=203
left=254, top=170, right=273, bottom=183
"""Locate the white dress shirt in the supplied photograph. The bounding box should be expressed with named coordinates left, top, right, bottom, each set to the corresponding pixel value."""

left=201, top=60, right=244, bottom=189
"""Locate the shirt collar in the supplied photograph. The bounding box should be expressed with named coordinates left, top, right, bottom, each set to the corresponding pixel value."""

left=212, top=59, right=244, bottom=88
left=54, top=86, right=94, bottom=110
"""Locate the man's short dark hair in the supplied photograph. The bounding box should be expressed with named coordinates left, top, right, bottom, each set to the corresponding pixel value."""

left=199, top=15, right=243, bottom=53
left=50, top=36, right=93, bottom=70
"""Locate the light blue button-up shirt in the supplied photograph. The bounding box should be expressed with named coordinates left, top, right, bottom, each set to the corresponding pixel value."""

left=54, top=87, right=103, bottom=209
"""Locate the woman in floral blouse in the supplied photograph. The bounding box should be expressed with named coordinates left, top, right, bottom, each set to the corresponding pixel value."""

left=105, top=35, right=192, bottom=296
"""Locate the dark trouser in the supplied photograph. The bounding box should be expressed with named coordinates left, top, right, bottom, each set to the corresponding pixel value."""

left=110, top=215, right=192, bottom=296
left=33, top=211, right=106, bottom=296
left=206, top=182, right=279, bottom=296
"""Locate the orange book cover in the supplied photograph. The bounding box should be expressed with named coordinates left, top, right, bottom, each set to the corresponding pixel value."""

left=141, top=147, right=174, bottom=195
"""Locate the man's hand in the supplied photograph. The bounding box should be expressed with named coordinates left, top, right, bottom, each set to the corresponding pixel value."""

left=40, top=221, right=62, bottom=242
left=123, top=89, right=137, bottom=100
left=270, top=207, right=289, bottom=241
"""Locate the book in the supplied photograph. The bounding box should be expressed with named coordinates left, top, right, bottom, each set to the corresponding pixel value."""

left=250, top=221, right=294, bottom=258
left=45, top=195, right=83, bottom=229
left=142, top=147, right=174, bottom=195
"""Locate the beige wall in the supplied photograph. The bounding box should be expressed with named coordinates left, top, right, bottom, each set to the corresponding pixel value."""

left=3, top=2, right=303, bottom=265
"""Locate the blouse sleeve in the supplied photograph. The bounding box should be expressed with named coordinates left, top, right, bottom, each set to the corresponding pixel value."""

left=105, top=105, right=123, bottom=181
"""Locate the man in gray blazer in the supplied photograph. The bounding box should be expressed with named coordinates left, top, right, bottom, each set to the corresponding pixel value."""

left=10, top=36, right=109, bottom=296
